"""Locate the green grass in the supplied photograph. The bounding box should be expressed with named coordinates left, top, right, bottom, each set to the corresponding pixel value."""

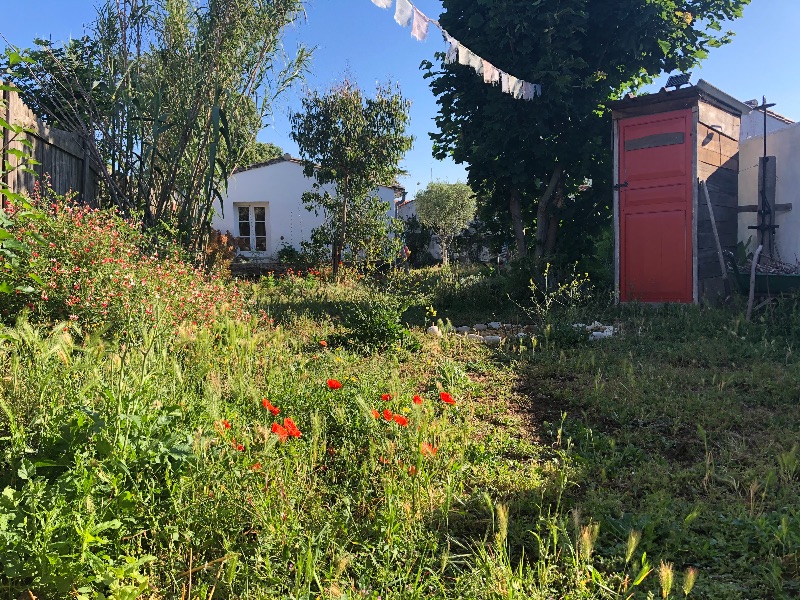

left=1, top=260, right=799, bottom=599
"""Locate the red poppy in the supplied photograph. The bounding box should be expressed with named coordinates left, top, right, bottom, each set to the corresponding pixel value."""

left=284, top=417, right=302, bottom=438
left=262, top=398, right=280, bottom=416
left=370, top=409, right=380, bottom=419
left=378, top=456, right=390, bottom=465
left=383, top=409, right=393, bottom=421
left=319, top=340, right=328, bottom=347
left=392, top=414, right=409, bottom=427
left=381, top=393, right=392, bottom=401
left=408, top=465, right=417, bottom=476
left=251, top=462, right=262, bottom=472
left=272, top=422, right=289, bottom=443
left=440, top=392, right=456, bottom=405
left=236, top=443, right=245, bottom=452
left=420, top=442, right=438, bottom=457
left=327, top=379, right=343, bottom=390
left=412, top=395, right=423, bottom=405
left=221, top=419, right=231, bottom=429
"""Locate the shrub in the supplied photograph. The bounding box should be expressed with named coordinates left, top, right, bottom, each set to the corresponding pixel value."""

left=337, top=291, right=418, bottom=353
left=1, top=188, right=256, bottom=333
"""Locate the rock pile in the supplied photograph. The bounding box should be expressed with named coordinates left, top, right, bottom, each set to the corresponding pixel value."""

left=426, top=320, right=618, bottom=345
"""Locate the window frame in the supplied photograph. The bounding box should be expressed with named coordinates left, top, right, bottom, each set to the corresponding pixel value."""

left=234, top=202, right=270, bottom=256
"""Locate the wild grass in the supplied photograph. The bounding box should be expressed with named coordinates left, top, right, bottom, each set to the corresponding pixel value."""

left=2, top=211, right=799, bottom=598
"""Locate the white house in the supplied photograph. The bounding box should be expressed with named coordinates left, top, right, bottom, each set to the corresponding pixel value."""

left=211, top=155, right=405, bottom=259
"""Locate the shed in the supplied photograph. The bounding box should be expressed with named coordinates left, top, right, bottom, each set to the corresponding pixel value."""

left=610, top=80, right=752, bottom=304
left=611, top=79, right=751, bottom=303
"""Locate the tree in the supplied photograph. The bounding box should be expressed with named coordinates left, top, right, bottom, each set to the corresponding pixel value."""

left=240, top=142, right=284, bottom=168
left=4, top=0, right=310, bottom=257
left=414, top=182, right=476, bottom=265
left=290, top=80, right=413, bottom=278
left=423, top=0, right=750, bottom=261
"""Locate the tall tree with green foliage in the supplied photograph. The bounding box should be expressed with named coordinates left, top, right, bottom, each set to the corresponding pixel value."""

left=414, top=182, right=476, bottom=265
left=290, top=80, right=413, bottom=277
left=423, top=0, right=750, bottom=261
left=4, top=0, right=310, bottom=257
left=239, top=142, right=284, bottom=168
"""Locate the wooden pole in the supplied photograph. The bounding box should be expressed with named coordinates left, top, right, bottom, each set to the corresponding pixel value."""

left=700, top=179, right=732, bottom=299
left=746, top=244, right=763, bottom=322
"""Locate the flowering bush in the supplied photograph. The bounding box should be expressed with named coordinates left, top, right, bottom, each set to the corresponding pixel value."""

left=1, top=186, right=257, bottom=332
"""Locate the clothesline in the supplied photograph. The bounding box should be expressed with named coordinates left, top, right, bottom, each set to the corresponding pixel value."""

left=369, top=0, right=542, bottom=100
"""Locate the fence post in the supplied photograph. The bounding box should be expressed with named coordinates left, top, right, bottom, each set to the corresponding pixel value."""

left=81, top=137, right=92, bottom=206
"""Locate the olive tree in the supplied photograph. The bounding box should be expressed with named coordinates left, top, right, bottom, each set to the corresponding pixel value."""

left=414, top=182, right=476, bottom=265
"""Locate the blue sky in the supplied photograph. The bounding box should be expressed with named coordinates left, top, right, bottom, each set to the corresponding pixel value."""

left=2, top=0, right=798, bottom=198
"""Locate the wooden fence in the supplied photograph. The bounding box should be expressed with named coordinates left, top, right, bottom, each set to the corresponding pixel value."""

left=1, top=81, right=99, bottom=205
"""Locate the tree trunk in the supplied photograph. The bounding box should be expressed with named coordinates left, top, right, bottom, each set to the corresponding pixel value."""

left=509, top=188, right=527, bottom=258
left=544, top=181, right=565, bottom=256
left=440, top=235, right=449, bottom=266
left=333, top=175, right=349, bottom=279
left=534, top=167, right=563, bottom=260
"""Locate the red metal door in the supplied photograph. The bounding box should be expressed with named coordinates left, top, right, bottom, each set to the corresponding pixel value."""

left=619, top=110, right=693, bottom=303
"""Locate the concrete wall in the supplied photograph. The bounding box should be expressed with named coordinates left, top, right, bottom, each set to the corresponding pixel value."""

left=739, top=122, right=800, bottom=262
left=740, top=111, right=794, bottom=140
left=211, top=159, right=398, bottom=259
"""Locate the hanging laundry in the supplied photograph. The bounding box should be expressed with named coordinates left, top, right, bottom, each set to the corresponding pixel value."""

left=515, top=80, right=525, bottom=100
left=483, top=60, right=499, bottom=85
left=443, top=31, right=458, bottom=64
left=467, top=50, right=483, bottom=75
left=366, top=0, right=543, bottom=100
left=509, top=76, right=524, bottom=99
left=501, top=72, right=510, bottom=94
left=412, top=8, right=430, bottom=41
left=458, top=43, right=471, bottom=66
left=521, top=81, right=532, bottom=100
left=394, top=0, right=413, bottom=27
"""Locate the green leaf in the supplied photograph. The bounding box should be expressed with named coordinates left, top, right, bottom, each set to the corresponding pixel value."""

left=632, top=563, right=652, bottom=586
left=17, top=458, right=35, bottom=480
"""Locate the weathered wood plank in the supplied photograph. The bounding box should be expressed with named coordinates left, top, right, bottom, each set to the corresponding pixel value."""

left=699, top=162, right=738, bottom=192
left=1, top=78, right=99, bottom=203
left=698, top=101, right=741, bottom=141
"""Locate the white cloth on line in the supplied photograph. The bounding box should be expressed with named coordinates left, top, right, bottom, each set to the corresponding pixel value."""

left=501, top=71, right=510, bottom=93
left=444, top=32, right=458, bottom=64
left=370, top=0, right=392, bottom=8
left=467, top=50, right=483, bottom=75
left=483, top=60, right=499, bottom=84
left=458, top=43, right=470, bottom=66
left=394, top=0, right=413, bottom=27
left=411, top=8, right=430, bottom=41
left=509, top=76, right=523, bottom=99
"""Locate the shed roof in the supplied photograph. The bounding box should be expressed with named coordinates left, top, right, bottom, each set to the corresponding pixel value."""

left=610, top=79, right=754, bottom=118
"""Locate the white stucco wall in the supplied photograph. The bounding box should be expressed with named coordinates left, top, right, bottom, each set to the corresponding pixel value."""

left=738, top=122, right=800, bottom=262
left=396, top=199, right=416, bottom=221
left=740, top=111, right=794, bottom=140
left=211, top=159, right=399, bottom=259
